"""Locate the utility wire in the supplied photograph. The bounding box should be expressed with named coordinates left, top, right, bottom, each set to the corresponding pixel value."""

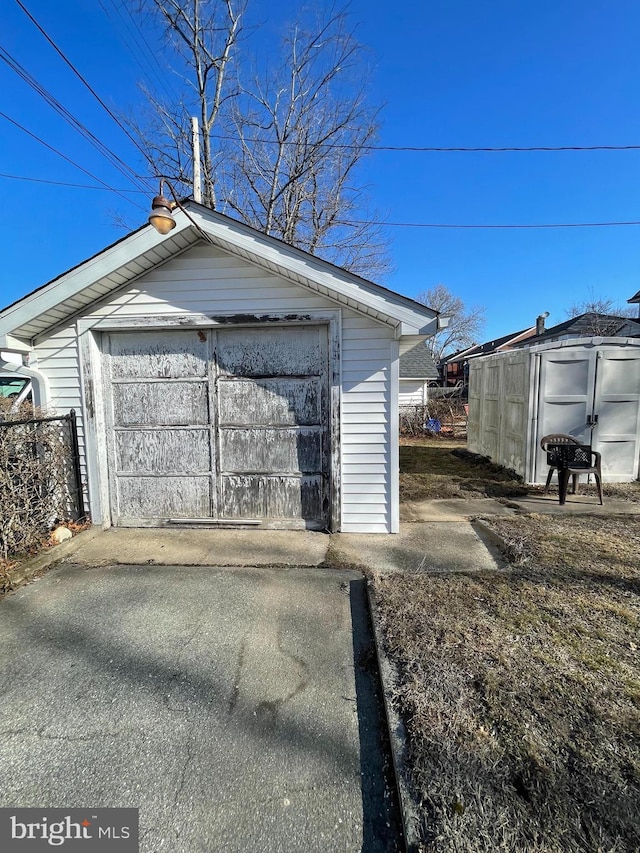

left=0, top=45, right=150, bottom=195
left=13, top=0, right=157, bottom=181
left=0, top=111, right=146, bottom=211
left=335, top=219, right=640, bottom=229
left=98, top=0, right=180, bottom=107
left=1, top=166, right=637, bottom=229
left=0, top=171, right=147, bottom=193
left=211, top=133, right=640, bottom=153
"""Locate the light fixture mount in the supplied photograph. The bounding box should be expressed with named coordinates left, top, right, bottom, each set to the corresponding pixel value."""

left=149, top=179, right=177, bottom=234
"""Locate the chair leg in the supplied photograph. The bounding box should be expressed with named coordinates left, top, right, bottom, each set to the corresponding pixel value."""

left=544, top=468, right=554, bottom=494
left=595, top=473, right=604, bottom=505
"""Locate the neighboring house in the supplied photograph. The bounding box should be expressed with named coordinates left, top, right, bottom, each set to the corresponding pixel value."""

left=398, top=342, right=438, bottom=405
left=628, top=289, right=640, bottom=318
left=441, top=323, right=539, bottom=386
left=511, top=312, right=640, bottom=348
left=0, top=202, right=440, bottom=534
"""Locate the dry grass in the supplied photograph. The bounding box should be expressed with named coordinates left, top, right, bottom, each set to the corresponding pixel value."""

left=372, top=515, right=640, bottom=852
left=399, top=438, right=528, bottom=501
left=399, top=438, right=640, bottom=503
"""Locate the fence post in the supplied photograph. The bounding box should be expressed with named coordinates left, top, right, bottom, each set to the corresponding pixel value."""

left=68, top=409, right=86, bottom=520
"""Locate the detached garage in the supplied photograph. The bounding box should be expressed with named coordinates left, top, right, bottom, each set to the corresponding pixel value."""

left=0, top=202, right=439, bottom=533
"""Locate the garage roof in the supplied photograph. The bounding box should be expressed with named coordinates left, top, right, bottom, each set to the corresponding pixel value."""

left=0, top=202, right=438, bottom=347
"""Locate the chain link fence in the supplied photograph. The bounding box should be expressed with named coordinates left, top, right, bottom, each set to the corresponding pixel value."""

left=400, top=399, right=469, bottom=438
left=0, top=409, right=85, bottom=561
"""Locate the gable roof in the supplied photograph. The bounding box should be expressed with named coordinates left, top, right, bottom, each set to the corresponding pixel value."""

left=513, top=312, right=640, bottom=347
left=628, top=290, right=640, bottom=304
left=443, top=325, right=536, bottom=364
left=399, top=342, right=439, bottom=379
left=0, top=201, right=438, bottom=347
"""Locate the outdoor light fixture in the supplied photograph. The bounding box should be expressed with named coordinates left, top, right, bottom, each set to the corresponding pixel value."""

left=148, top=179, right=177, bottom=234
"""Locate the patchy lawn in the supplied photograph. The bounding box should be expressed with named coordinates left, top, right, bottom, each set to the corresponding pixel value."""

left=399, top=437, right=527, bottom=500
left=372, top=515, right=640, bottom=852
left=400, top=437, right=640, bottom=502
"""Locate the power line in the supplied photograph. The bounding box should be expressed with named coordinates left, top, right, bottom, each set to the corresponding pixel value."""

left=0, top=44, right=150, bottom=195
left=97, top=0, right=179, bottom=107
left=335, top=219, right=640, bottom=229
left=0, top=171, right=147, bottom=193
left=211, top=133, right=640, bottom=154
left=2, top=165, right=638, bottom=229
left=13, top=0, right=157, bottom=181
left=0, top=111, right=146, bottom=211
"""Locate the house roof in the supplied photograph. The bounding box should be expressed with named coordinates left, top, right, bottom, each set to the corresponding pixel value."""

left=628, top=290, right=640, bottom=304
left=513, top=312, right=640, bottom=347
left=0, top=201, right=438, bottom=348
left=399, top=342, right=439, bottom=379
left=443, top=325, right=536, bottom=364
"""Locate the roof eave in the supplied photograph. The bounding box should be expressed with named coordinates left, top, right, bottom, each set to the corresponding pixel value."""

left=0, top=205, right=437, bottom=342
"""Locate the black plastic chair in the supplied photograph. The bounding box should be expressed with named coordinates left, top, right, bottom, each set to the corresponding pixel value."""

left=540, top=433, right=580, bottom=496
left=542, top=436, right=603, bottom=505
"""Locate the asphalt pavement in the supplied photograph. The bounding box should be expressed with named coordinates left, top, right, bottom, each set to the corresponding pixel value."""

left=0, top=561, right=401, bottom=852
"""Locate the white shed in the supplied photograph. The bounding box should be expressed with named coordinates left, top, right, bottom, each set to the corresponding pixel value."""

left=0, top=203, right=439, bottom=533
left=468, top=337, right=640, bottom=484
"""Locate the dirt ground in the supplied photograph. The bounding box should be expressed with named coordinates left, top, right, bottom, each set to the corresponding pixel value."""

left=372, top=442, right=640, bottom=852
left=400, top=436, right=640, bottom=502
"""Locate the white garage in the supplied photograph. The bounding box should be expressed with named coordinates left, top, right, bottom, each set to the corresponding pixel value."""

left=0, top=202, right=440, bottom=533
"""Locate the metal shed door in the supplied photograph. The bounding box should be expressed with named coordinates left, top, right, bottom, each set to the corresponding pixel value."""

left=104, top=326, right=329, bottom=528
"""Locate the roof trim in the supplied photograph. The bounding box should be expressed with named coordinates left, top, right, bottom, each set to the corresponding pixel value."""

left=0, top=203, right=438, bottom=343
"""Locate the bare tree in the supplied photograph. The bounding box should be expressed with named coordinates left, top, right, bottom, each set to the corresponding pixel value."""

left=131, top=0, right=245, bottom=207
left=220, top=8, right=389, bottom=276
left=128, top=2, right=389, bottom=277
left=416, top=284, right=486, bottom=362
left=566, top=296, right=637, bottom=320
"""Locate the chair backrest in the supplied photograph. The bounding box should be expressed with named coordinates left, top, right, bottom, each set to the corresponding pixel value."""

left=546, top=443, right=593, bottom=469
left=540, top=433, right=580, bottom=451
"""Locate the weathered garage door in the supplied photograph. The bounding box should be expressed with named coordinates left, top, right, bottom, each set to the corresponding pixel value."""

left=103, top=326, right=330, bottom=528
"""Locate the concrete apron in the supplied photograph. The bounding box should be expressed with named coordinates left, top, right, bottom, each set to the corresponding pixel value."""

left=50, top=520, right=503, bottom=575
left=0, top=562, right=397, bottom=852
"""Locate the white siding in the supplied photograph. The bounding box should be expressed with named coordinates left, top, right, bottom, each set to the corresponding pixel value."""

left=34, top=243, right=395, bottom=532
left=34, top=326, right=87, bottom=504
left=341, top=314, right=393, bottom=532
left=399, top=380, right=427, bottom=405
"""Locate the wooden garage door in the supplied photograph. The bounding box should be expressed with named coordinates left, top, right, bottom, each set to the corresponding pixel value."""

left=104, top=326, right=329, bottom=528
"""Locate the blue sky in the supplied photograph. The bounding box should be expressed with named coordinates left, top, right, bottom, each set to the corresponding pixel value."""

left=1, top=0, right=639, bottom=340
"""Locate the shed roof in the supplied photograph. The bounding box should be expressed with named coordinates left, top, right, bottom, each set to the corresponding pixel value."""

left=399, top=342, right=439, bottom=379
left=0, top=202, right=438, bottom=348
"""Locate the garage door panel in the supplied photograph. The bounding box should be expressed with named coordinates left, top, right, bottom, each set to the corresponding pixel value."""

left=110, top=330, right=208, bottom=378
left=115, top=428, right=210, bottom=474
left=221, top=475, right=323, bottom=520
left=218, top=378, right=320, bottom=426
left=105, top=326, right=330, bottom=528
left=117, top=475, right=211, bottom=518
left=216, top=327, right=322, bottom=376
left=113, top=382, right=209, bottom=426
left=220, top=428, right=322, bottom=473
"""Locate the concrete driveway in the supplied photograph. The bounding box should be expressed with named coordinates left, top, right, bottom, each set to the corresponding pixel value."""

left=0, top=561, right=400, bottom=852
